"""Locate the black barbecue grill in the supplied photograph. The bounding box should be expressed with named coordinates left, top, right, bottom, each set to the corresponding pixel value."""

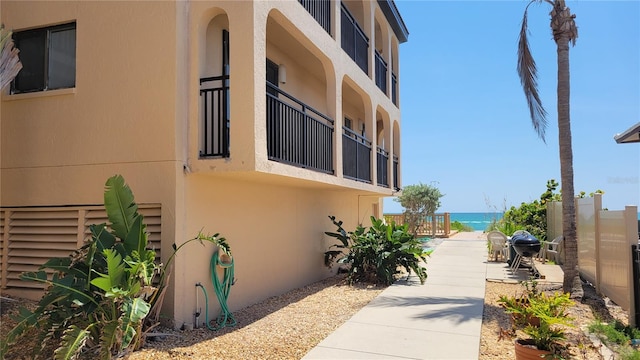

left=509, top=232, right=541, bottom=277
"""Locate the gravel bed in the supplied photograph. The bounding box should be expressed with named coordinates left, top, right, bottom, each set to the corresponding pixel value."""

left=479, top=279, right=626, bottom=360
left=0, top=274, right=384, bottom=360
left=1, top=271, right=630, bottom=359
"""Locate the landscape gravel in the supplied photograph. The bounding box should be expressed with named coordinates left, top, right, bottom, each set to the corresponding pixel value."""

left=480, top=279, right=626, bottom=360
left=1, top=257, right=631, bottom=360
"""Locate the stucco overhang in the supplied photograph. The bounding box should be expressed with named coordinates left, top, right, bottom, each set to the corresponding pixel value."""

left=378, top=0, right=409, bottom=43
left=614, top=122, right=640, bottom=144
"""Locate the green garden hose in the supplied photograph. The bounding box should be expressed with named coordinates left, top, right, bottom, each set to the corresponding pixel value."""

left=196, top=249, right=236, bottom=330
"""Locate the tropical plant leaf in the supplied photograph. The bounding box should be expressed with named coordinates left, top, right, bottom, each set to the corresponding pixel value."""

left=90, top=249, right=125, bottom=294
left=120, top=297, right=151, bottom=349
left=0, top=307, right=39, bottom=358
left=54, top=325, right=90, bottom=360
left=104, top=175, right=139, bottom=240
left=99, top=318, right=120, bottom=359
left=123, top=215, right=148, bottom=257
left=91, top=223, right=116, bottom=252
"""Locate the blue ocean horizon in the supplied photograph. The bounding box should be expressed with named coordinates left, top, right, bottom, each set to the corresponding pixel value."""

left=388, top=212, right=639, bottom=232
left=449, top=212, right=503, bottom=232
left=450, top=212, right=639, bottom=231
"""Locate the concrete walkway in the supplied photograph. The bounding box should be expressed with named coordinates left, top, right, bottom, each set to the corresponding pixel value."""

left=303, top=232, right=488, bottom=360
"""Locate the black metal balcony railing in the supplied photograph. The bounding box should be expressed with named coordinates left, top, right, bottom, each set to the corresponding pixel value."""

left=393, top=154, right=399, bottom=190
left=341, top=3, right=369, bottom=74
left=391, top=72, right=398, bottom=106
left=200, top=75, right=230, bottom=158
left=376, top=147, right=389, bottom=187
left=375, top=51, right=387, bottom=94
left=343, top=127, right=371, bottom=183
left=266, top=82, right=334, bottom=174
left=298, top=0, right=331, bottom=34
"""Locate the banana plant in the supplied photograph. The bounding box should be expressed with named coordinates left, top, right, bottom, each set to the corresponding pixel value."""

left=0, top=175, right=158, bottom=359
left=1, top=175, right=232, bottom=359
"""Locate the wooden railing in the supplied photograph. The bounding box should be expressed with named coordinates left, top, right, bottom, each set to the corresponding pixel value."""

left=383, top=213, right=451, bottom=238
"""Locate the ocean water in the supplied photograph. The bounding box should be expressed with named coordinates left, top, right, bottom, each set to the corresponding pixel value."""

left=450, top=212, right=503, bottom=232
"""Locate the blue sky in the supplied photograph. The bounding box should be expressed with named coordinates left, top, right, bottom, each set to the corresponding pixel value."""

left=383, top=0, right=640, bottom=213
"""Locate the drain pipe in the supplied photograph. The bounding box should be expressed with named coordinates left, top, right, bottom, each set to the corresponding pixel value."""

left=194, top=283, right=202, bottom=329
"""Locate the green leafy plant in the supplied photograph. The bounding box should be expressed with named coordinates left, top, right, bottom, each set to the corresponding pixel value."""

left=499, top=280, right=574, bottom=355
left=393, top=182, right=444, bottom=237
left=450, top=220, right=474, bottom=232
left=589, top=319, right=640, bottom=359
left=324, top=216, right=428, bottom=285
left=0, top=175, right=230, bottom=360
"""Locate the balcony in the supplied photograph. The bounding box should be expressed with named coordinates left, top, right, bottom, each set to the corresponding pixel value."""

left=376, top=147, right=389, bottom=187
left=200, top=76, right=230, bottom=158
left=298, top=0, right=331, bottom=34
left=375, top=51, right=387, bottom=94
left=393, top=154, right=399, bottom=190
left=391, top=72, right=397, bottom=106
left=266, top=82, right=334, bottom=174
left=342, top=127, right=371, bottom=183
left=341, top=3, right=368, bottom=74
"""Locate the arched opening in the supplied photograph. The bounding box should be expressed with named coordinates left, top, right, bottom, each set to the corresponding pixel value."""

left=390, top=38, right=399, bottom=106
left=199, top=11, right=230, bottom=158
left=341, top=0, right=369, bottom=74
left=374, top=16, right=388, bottom=95
left=265, top=9, right=334, bottom=174
left=342, top=77, right=372, bottom=183
left=392, top=120, right=400, bottom=190
left=375, top=107, right=390, bottom=188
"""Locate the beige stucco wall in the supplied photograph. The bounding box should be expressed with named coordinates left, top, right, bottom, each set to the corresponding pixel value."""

left=174, top=173, right=380, bottom=327
left=189, top=1, right=401, bottom=192
left=1, top=0, right=405, bottom=326
left=1, top=0, right=182, bottom=314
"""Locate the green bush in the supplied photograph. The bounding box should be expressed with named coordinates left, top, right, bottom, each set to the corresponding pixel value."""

left=324, top=216, right=428, bottom=285
left=486, top=180, right=560, bottom=240
left=393, top=183, right=444, bottom=236
left=451, top=220, right=474, bottom=232
left=588, top=319, right=640, bottom=359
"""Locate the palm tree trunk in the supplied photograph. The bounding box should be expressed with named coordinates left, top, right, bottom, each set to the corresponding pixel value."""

left=551, top=0, right=580, bottom=294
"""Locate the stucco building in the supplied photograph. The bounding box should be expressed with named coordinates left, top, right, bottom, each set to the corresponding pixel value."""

left=0, top=0, right=408, bottom=328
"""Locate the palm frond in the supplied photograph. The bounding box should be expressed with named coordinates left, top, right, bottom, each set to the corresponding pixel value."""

left=518, top=2, right=548, bottom=142
left=0, top=26, right=22, bottom=90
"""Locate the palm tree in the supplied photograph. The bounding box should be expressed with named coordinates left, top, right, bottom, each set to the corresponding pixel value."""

left=0, top=26, right=22, bottom=90
left=517, top=0, right=579, bottom=294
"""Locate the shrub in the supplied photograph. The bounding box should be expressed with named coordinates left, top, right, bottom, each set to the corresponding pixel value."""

left=323, top=216, right=428, bottom=285
left=487, top=180, right=560, bottom=240
left=393, top=183, right=444, bottom=236
left=451, top=220, right=474, bottom=232
left=499, top=279, right=574, bottom=353
left=588, top=319, right=640, bottom=359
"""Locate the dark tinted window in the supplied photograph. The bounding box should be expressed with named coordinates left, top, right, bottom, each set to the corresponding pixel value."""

left=13, top=22, right=76, bottom=93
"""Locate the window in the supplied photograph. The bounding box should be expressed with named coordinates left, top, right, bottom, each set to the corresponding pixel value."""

left=344, top=117, right=353, bottom=130
left=12, top=22, right=76, bottom=93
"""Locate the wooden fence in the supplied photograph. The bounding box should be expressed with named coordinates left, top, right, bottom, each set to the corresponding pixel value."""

left=383, top=213, right=451, bottom=238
